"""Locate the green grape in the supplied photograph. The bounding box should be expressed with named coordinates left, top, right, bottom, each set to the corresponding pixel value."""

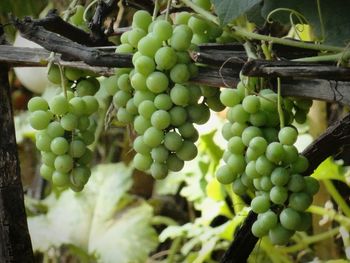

left=28, top=97, right=48, bottom=112
left=270, top=186, right=288, bottom=205
left=241, top=126, right=263, bottom=146
left=61, top=113, right=78, bottom=131
left=131, top=72, right=148, bottom=90
left=176, top=52, right=191, bottom=64
left=269, top=224, right=294, bottom=245
left=126, top=98, right=138, bottom=115
left=278, top=126, right=298, bottom=145
left=30, top=110, right=51, bottom=130
left=143, top=127, right=164, bottom=147
left=164, top=131, right=183, bottom=151
left=231, top=122, right=247, bottom=137
left=231, top=178, right=247, bottom=196
left=304, top=177, right=320, bottom=195
left=176, top=140, right=197, bottom=161
left=134, top=55, right=155, bottom=76
left=116, top=43, right=133, bottom=53
left=222, top=123, right=233, bottom=140
left=133, top=136, right=151, bottom=155
left=245, top=161, right=260, bottom=179
left=271, top=167, right=290, bottom=186
left=188, top=85, right=202, bottom=104
left=174, top=12, right=191, bottom=25
left=151, top=110, right=171, bottom=129
left=187, top=103, right=210, bottom=124
left=41, top=151, right=57, bottom=167
left=249, top=111, right=267, bottom=127
left=120, top=31, right=130, bottom=44
left=248, top=137, right=267, bottom=155
left=262, top=127, right=278, bottom=143
left=266, top=142, right=284, bottom=164
left=169, top=85, right=189, bottom=107
left=128, top=28, right=147, bottom=47
left=69, top=140, right=86, bottom=158
left=227, top=154, right=246, bottom=174
left=170, top=64, right=190, bottom=84
left=54, top=154, right=73, bottom=173
left=255, top=155, right=274, bottom=176
left=151, top=162, right=168, bottom=179
left=188, top=16, right=207, bottom=34
left=289, top=192, right=312, bottom=211
left=259, top=210, right=278, bottom=230
left=40, top=164, right=54, bottom=181
left=287, top=174, right=305, bottom=192
left=50, top=137, right=69, bottom=155
left=167, top=154, right=184, bottom=171
left=134, top=115, right=151, bottom=134
left=251, top=220, right=269, bottom=238
left=76, top=79, right=99, bottom=96
left=283, top=145, right=299, bottom=164
left=52, top=171, right=70, bottom=187
left=245, top=148, right=261, bottom=162
left=253, top=178, right=262, bottom=191
left=201, top=85, right=218, bottom=97
left=117, top=74, right=132, bottom=92
left=69, top=97, right=87, bottom=116
left=82, top=96, right=99, bottom=115
left=132, top=10, right=152, bottom=31
left=77, top=148, right=93, bottom=165
left=71, top=166, right=91, bottom=187
left=251, top=195, right=270, bottom=213
left=117, top=108, right=134, bottom=123
left=260, top=176, right=273, bottom=191
left=216, top=165, right=235, bottom=184
left=35, top=132, right=52, bottom=152
left=137, top=35, right=162, bottom=57
left=178, top=122, right=198, bottom=139
left=151, top=145, right=169, bottom=163
left=78, top=116, right=90, bottom=131
left=206, top=96, right=225, bottom=112
left=65, top=68, right=83, bottom=81
left=229, top=105, right=249, bottom=124
left=290, top=155, right=309, bottom=173
left=191, top=33, right=209, bottom=45
left=193, top=0, right=211, bottom=10
left=113, top=90, right=132, bottom=108
left=138, top=100, right=156, bottom=119
left=260, top=93, right=277, bottom=112
left=154, top=94, right=173, bottom=110
left=295, top=212, right=312, bottom=231
left=279, top=208, right=301, bottom=230
left=153, top=20, right=173, bottom=41
left=146, top=72, right=169, bottom=93
left=155, top=47, right=177, bottom=70
left=80, top=130, right=95, bottom=145
left=47, top=65, right=62, bottom=85
left=295, top=99, right=313, bottom=110
left=169, top=106, right=188, bottom=127
left=134, top=153, right=152, bottom=171
left=170, top=25, right=193, bottom=51
left=219, top=89, right=241, bottom=107
left=242, top=95, right=260, bottom=114
left=228, top=136, right=245, bottom=154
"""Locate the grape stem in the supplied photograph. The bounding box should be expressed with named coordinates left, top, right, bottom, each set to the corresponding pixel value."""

left=307, top=205, right=350, bottom=226
left=152, top=0, right=160, bottom=21
left=277, top=78, right=284, bottom=128
left=165, top=0, right=172, bottom=21
left=180, top=0, right=219, bottom=25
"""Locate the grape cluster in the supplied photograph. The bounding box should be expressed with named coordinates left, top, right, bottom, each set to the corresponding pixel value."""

left=216, top=78, right=318, bottom=245
left=107, top=10, right=226, bottom=179
left=29, top=72, right=100, bottom=191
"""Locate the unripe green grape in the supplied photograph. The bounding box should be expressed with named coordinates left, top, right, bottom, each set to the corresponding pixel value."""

left=134, top=56, right=156, bottom=76
left=133, top=91, right=156, bottom=107
left=279, top=208, right=301, bottom=230
left=52, top=171, right=70, bottom=187
left=134, top=153, right=152, bottom=171
left=146, top=71, right=169, bottom=93
left=230, top=122, right=247, bottom=137
left=201, top=85, right=217, bottom=97
left=242, top=95, right=260, bottom=114
left=241, top=126, right=263, bottom=146
left=248, top=136, right=267, bottom=155
left=170, top=84, right=190, bottom=106
left=137, top=35, right=162, bottom=57
left=227, top=154, right=246, bottom=174
left=40, top=164, right=54, bottom=181
left=151, top=110, right=171, bottom=129
left=176, top=51, right=191, bottom=64
left=289, top=192, right=312, bottom=211
left=153, top=20, right=173, bottom=41
left=131, top=72, right=147, bottom=91
left=229, top=104, right=249, bottom=124
left=117, top=74, right=132, bottom=92
left=259, top=210, right=278, bottom=230
left=290, top=155, right=309, bottom=174
left=49, top=95, right=69, bottom=115
left=155, top=47, right=177, bottom=70
left=128, top=28, right=147, bottom=47
left=260, top=93, right=277, bottom=112
left=188, top=85, right=202, bottom=104
left=151, top=162, right=168, bottom=179
left=219, top=89, right=241, bottom=107
left=304, top=176, right=320, bottom=196
left=77, top=148, right=93, bottom=165
left=133, top=136, right=151, bottom=155
left=47, top=65, right=62, bottom=85
left=287, top=174, right=305, bottom=192
left=69, top=97, right=87, bottom=116
left=61, top=113, right=78, bottom=131
left=154, top=94, right=173, bottom=110
left=143, top=127, right=164, bottom=147
left=113, top=90, right=132, bottom=108
left=265, top=111, right=280, bottom=128
left=117, top=107, right=134, bottom=124
left=269, top=224, right=294, bottom=245
left=245, top=147, right=260, bottom=162
left=69, top=140, right=86, bottom=158
left=278, top=126, right=298, bottom=145
left=138, top=100, right=156, bottom=119
left=253, top=178, right=262, bottom=191
left=41, top=151, right=56, bottom=167
left=120, top=31, right=130, bottom=44
left=270, top=186, right=288, bottom=205
left=170, top=26, right=193, bottom=51
left=151, top=145, right=169, bottom=163
left=178, top=122, right=197, bottom=139
left=164, top=131, right=183, bottom=151
left=228, top=136, right=245, bottom=154
left=206, top=96, right=225, bottom=112
left=251, top=195, right=270, bottom=213
left=132, top=10, right=152, bottom=31
left=295, top=212, right=312, bottom=231
left=231, top=178, right=247, bottom=196
left=30, top=110, right=51, bottom=130
left=262, top=127, right=279, bottom=143
left=170, top=64, right=190, bottom=84
left=252, top=220, right=269, bottom=238
left=54, top=154, right=73, bottom=173
left=193, top=0, right=211, bottom=10
left=216, top=165, right=235, bottom=184
left=126, top=98, right=138, bottom=115
left=71, top=166, right=91, bottom=187
left=174, top=12, right=191, bottom=25
left=249, top=111, right=267, bottom=127
left=28, top=97, right=48, bottom=112
left=255, top=155, right=274, bottom=176
left=191, top=33, right=209, bottom=45
left=65, top=67, right=83, bottom=81
left=222, top=123, right=233, bottom=140
left=187, top=103, right=210, bottom=124
left=47, top=122, right=65, bottom=139
left=80, top=130, right=95, bottom=145
left=260, top=176, right=273, bottom=191
left=134, top=116, right=151, bottom=134
left=35, top=132, right=52, bottom=152
left=82, top=96, right=99, bottom=115
left=271, top=167, right=290, bottom=186
left=176, top=140, right=197, bottom=161
left=294, top=109, right=308, bottom=124
left=295, top=99, right=313, bottom=110
left=76, top=79, right=99, bottom=96
left=78, top=116, right=90, bottom=131
left=116, top=43, right=133, bottom=53
left=245, top=161, right=260, bottom=179
left=188, top=16, right=207, bottom=35
left=50, top=137, right=69, bottom=155
left=283, top=145, right=299, bottom=164
left=167, top=154, right=184, bottom=171
left=266, top=142, right=284, bottom=164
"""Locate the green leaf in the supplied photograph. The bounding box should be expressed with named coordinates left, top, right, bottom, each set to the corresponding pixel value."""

left=312, top=157, right=345, bottom=182
left=199, top=130, right=223, bottom=165
left=28, top=163, right=158, bottom=263
left=212, top=0, right=262, bottom=25
left=261, top=0, right=350, bottom=45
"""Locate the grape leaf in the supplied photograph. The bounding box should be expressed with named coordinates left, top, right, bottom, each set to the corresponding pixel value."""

left=261, top=0, right=350, bottom=45
left=212, top=0, right=263, bottom=25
